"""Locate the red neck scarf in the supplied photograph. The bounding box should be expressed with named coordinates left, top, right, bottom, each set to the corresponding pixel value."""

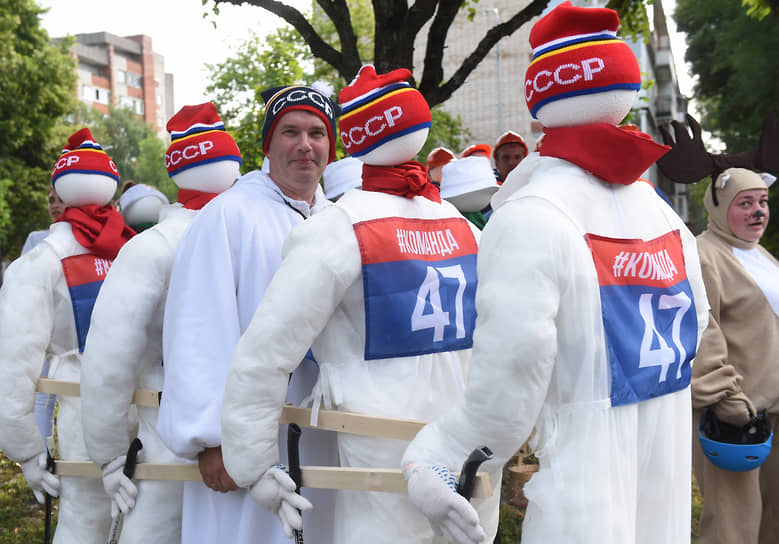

left=361, top=161, right=441, bottom=203
left=177, top=188, right=220, bottom=210
left=541, top=124, right=670, bottom=185
left=56, top=204, right=136, bottom=260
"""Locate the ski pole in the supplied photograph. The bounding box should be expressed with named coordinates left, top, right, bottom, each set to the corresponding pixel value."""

left=456, top=446, right=493, bottom=501
left=106, top=438, right=143, bottom=544
left=287, top=423, right=304, bottom=544
left=43, top=438, right=56, bottom=544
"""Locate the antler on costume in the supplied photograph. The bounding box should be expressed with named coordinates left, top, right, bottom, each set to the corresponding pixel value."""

left=657, top=109, right=778, bottom=206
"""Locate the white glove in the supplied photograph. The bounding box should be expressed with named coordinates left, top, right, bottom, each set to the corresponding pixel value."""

left=249, top=464, right=312, bottom=538
left=20, top=452, right=59, bottom=504
left=102, top=455, right=138, bottom=519
left=404, top=463, right=486, bottom=544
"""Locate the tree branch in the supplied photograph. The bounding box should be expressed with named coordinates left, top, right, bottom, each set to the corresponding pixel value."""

left=421, top=0, right=548, bottom=108
left=314, top=0, right=362, bottom=78
left=214, top=0, right=358, bottom=82
left=418, top=1, right=462, bottom=97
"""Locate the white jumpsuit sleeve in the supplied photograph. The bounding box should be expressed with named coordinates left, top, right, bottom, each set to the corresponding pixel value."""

left=222, top=207, right=361, bottom=488
left=403, top=198, right=576, bottom=472
left=0, top=247, right=59, bottom=462
left=81, top=231, right=170, bottom=466
left=157, top=202, right=246, bottom=460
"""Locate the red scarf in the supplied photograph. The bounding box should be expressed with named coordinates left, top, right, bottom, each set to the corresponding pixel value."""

left=177, top=188, right=220, bottom=210
left=361, top=161, right=441, bottom=203
left=56, top=205, right=136, bottom=260
left=541, top=124, right=670, bottom=185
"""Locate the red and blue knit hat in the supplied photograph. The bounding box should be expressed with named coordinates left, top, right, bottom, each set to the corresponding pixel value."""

left=524, top=1, right=641, bottom=119
left=338, top=65, right=432, bottom=158
left=165, top=102, right=241, bottom=177
left=51, top=127, right=119, bottom=185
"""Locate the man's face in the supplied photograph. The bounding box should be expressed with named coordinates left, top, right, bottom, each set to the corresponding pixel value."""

left=494, top=142, right=526, bottom=181
left=48, top=187, right=65, bottom=220
left=267, top=110, right=330, bottom=202
left=727, top=188, right=769, bottom=243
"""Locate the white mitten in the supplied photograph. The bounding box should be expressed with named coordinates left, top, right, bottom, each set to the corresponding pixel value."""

left=404, top=464, right=486, bottom=544
left=249, top=464, right=312, bottom=538
left=102, top=455, right=138, bottom=519
left=20, top=452, right=59, bottom=504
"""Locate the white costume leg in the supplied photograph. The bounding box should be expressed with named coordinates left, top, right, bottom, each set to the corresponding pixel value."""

left=53, top=394, right=112, bottom=544
left=636, top=391, right=691, bottom=544
left=118, top=407, right=184, bottom=544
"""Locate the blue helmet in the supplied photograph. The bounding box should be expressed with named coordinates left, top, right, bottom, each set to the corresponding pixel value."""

left=699, top=407, right=773, bottom=472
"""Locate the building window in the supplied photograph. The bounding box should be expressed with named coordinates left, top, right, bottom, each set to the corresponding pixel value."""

left=96, top=88, right=111, bottom=105
left=83, top=85, right=110, bottom=105
left=119, top=96, right=145, bottom=115
left=118, top=69, right=143, bottom=88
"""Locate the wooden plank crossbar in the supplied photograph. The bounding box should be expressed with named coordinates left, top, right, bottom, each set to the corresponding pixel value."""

left=53, top=461, right=492, bottom=497
left=36, top=378, right=159, bottom=409
left=279, top=406, right=424, bottom=441
left=36, top=378, right=426, bottom=440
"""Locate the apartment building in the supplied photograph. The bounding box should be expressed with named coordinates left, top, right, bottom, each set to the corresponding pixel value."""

left=416, top=0, right=690, bottom=218
left=59, top=32, right=175, bottom=137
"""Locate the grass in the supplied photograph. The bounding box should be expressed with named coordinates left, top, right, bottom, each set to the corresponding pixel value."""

left=0, top=452, right=703, bottom=543
left=494, top=458, right=704, bottom=543
left=0, top=452, right=57, bottom=543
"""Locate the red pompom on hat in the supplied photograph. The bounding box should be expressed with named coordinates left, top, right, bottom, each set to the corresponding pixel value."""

left=461, top=144, right=492, bottom=159
left=51, top=127, right=119, bottom=185
left=524, top=1, right=640, bottom=119
left=493, top=131, right=528, bottom=158
left=165, top=102, right=241, bottom=177
left=338, top=65, right=432, bottom=158
left=426, top=147, right=456, bottom=170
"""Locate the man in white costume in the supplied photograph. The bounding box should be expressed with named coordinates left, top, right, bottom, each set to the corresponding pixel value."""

left=80, top=103, right=241, bottom=544
left=402, top=3, right=710, bottom=544
left=0, top=128, right=135, bottom=544
left=157, top=85, right=339, bottom=544
left=221, top=65, right=498, bottom=544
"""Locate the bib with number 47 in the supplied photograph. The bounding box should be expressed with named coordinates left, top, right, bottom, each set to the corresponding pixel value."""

left=354, top=217, right=478, bottom=360
left=585, top=230, right=697, bottom=406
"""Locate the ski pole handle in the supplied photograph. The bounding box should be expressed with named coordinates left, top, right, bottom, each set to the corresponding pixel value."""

left=44, top=442, right=56, bottom=544
left=287, top=423, right=304, bottom=544
left=287, top=424, right=302, bottom=494
left=456, top=446, right=493, bottom=501
left=107, top=438, right=143, bottom=544
left=123, top=438, right=143, bottom=479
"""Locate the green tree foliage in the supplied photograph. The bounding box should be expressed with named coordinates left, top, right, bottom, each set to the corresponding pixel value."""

left=136, top=135, right=176, bottom=200
left=741, top=0, right=777, bottom=20
left=675, top=0, right=779, bottom=150
left=0, top=0, right=76, bottom=260
left=72, top=103, right=174, bottom=201
left=212, top=0, right=650, bottom=108
left=674, top=0, right=779, bottom=254
left=205, top=1, right=468, bottom=170
left=205, top=27, right=307, bottom=172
